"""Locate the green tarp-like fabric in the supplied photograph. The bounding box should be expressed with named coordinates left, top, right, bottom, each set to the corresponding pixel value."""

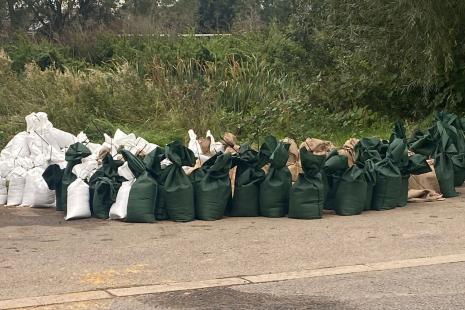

left=354, top=139, right=381, bottom=211
left=92, top=177, right=118, bottom=219
left=229, top=144, right=265, bottom=217
left=42, top=164, right=64, bottom=211
left=398, top=154, right=432, bottom=207
left=143, top=148, right=167, bottom=220
left=435, top=116, right=460, bottom=197
left=122, top=150, right=157, bottom=223
left=259, top=136, right=291, bottom=218
left=391, top=122, right=410, bottom=207
left=410, top=112, right=465, bottom=197
left=453, top=154, right=465, bottom=187
left=362, top=160, right=377, bottom=211
left=61, top=143, right=91, bottom=213
left=334, top=164, right=367, bottom=216
left=288, top=148, right=325, bottom=219
left=127, top=172, right=158, bottom=223
left=355, top=138, right=383, bottom=163
left=195, top=153, right=232, bottom=220
left=323, top=150, right=349, bottom=211
left=164, top=141, right=196, bottom=222
left=89, top=154, right=125, bottom=218
left=372, top=138, right=404, bottom=211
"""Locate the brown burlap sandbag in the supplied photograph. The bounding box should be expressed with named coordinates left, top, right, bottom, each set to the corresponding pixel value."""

left=282, top=137, right=301, bottom=182
left=408, top=159, right=441, bottom=194
left=229, top=166, right=237, bottom=194
left=337, top=138, right=359, bottom=167
left=408, top=189, right=444, bottom=202
left=198, top=136, right=212, bottom=156
left=222, top=133, right=240, bottom=192
left=222, top=133, right=240, bottom=154
left=300, top=138, right=335, bottom=156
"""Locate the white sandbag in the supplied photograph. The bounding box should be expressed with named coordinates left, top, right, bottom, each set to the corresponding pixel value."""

left=72, top=160, right=98, bottom=182
left=199, top=154, right=211, bottom=163
left=6, top=167, right=27, bottom=206
left=21, top=167, right=55, bottom=207
left=114, top=129, right=136, bottom=146
left=27, top=135, right=65, bottom=167
left=118, top=162, right=135, bottom=181
left=76, top=132, right=102, bottom=155
left=26, top=112, right=63, bottom=150
left=50, top=128, right=76, bottom=149
left=206, top=130, right=224, bottom=153
left=65, top=178, right=91, bottom=220
left=109, top=179, right=135, bottom=220
left=131, top=137, right=158, bottom=155
left=35, top=112, right=53, bottom=131
left=0, top=132, right=30, bottom=159
left=14, top=157, right=34, bottom=170
left=0, top=160, right=14, bottom=178
left=0, top=177, right=7, bottom=205
left=188, top=129, right=202, bottom=157
left=25, top=113, right=36, bottom=132
left=102, top=133, right=118, bottom=156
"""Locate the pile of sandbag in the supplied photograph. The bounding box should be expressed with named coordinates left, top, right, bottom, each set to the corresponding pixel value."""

left=409, top=112, right=465, bottom=198
left=0, top=112, right=87, bottom=207
left=2, top=112, right=464, bottom=224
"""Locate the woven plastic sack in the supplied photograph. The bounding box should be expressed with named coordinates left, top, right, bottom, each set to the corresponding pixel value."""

left=288, top=148, right=325, bottom=219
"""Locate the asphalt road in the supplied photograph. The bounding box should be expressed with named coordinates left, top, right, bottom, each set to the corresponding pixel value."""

left=1, top=186, right=464, bottom=309
left=28, top=262, right=465, bottom=310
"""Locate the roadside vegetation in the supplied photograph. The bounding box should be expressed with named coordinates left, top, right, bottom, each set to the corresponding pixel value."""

left=1, top=1, right=463, bottom=146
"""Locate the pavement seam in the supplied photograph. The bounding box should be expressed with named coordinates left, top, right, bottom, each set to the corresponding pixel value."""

left=3, top=253, right=465, bottom=309
left=238, top=276, right=253, bottom=284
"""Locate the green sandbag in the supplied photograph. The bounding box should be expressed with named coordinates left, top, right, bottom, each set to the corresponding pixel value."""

left=230, top=144, right=265, bottom=217
left=398, top=154, right=432, bottom=207
left=435, top=119, right=459, bottom=197
left=144, top=148, right=168, bottom=220
left=89, top=154, right=124, bottom=214
left=92, top=177, right=119, bottom=219
left=288, top=148, right=326, bottom=219
left=323, top=151, right=349, bottom=211
left=407, top=154, right=432, bottom=175
left=164, top=141, right=196, bottom=222
left=390, top=125, right=409, bottom=208
left=122, top=150, right=157, bottom=223
left=436, top=152, right=459, bottom=197
left=195, top=153, right=232, bottom=220
left=259, top=136, right=291, bottom=217
left=372, top=139, right=403, bottom=211
left=363, top=160, right=377, bottom=211
left=355, top=137, right=382, bottom=163
left=126, top=172, right=157, bottom=223
left=61, top=143, right=91, bottom=213
left=390, top=120, right=407, bottom=142
left=334, top=164, right=367, bottom=216
left=378, top=140, right=390, bottom=159
left=452, top=154, right=465, bottom=187
left=408, top=129, right=426, bottom=148
left=190, top=154, right=218, bottom=194
left=410, top=130, right=437, bottom=157
left=42, top=164, right=64, bottom=211
left=437, top=111, right=465, bottom=153
left=372, top=167, right=401, bottom=211
left=398, top=174, right=410, bottom=207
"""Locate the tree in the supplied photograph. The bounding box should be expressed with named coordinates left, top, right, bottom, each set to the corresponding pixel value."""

left=289, top=0, right=465, bottom=115
left=197, top=0, right=237, bottom=33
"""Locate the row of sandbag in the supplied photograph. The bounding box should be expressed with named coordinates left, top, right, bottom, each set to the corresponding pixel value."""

left=323, top=134, right=433, bottom=216
left=409, top=112, right=465, bottom=197
left=41, top=129, right=433, bottom=222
